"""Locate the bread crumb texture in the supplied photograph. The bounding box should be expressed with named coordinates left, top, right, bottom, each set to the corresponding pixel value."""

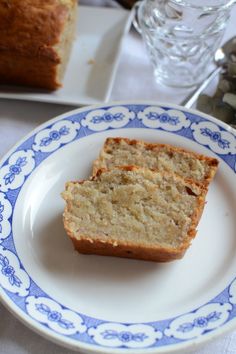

left=62, top=166, right=206, bottom=261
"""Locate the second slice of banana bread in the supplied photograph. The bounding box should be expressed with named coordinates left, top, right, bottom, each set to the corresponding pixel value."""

left=93, top=137, right=219, bottom=186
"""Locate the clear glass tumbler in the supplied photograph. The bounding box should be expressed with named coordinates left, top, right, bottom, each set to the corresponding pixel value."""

left=134, top=0, right=235, bottom=87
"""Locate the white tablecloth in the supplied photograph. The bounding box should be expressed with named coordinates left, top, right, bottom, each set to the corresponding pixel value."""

left=0, top=2, right=236, bottom=353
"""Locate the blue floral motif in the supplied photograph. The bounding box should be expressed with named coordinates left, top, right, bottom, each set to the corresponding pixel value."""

left=0, top=202, right=4, bottom=233
left=200, top=128, right=230, bottom=149
left=193, top=317, right=209, bottom=328
left=40, top=126, right=70, bottom=147
left=101, top=330, right=148, bottom=342
left=0, top=254, right=22, bottom=287
left=177, top=311, right=221, bottom=333
left=91, top=113, right=124, bottom=124
left=35, top=303, right=75, bottom=329
left=4, top=157, right=27, bottom=185
left=146, top=112, right=180, bottom=125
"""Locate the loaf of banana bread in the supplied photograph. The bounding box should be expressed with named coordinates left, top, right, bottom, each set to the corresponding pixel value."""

left=0, top=0, right=77, bottom=90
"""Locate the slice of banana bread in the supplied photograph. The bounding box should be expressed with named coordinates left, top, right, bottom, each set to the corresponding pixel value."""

left=62, top=166, right=207, bottom=262
left=93, top=137, right=219, bottom=186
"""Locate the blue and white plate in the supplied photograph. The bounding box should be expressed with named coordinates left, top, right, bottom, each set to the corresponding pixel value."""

left=0, top=102, right=236, bottom=354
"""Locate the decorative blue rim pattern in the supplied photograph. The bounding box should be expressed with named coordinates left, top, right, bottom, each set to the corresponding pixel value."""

left=0, top=103, right=236, bottom=352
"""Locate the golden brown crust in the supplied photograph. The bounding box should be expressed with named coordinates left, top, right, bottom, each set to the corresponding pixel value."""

left=62, top=166, right=208, bottom=263
left=93, top=137, right=219, bottom=185
left=0, top=0, right=77, bottom=90
left=0, top=0, right=75, bottom=55
left=69, top=236, right=187, bottom=262
left=0, top=53, right=60, bottom=90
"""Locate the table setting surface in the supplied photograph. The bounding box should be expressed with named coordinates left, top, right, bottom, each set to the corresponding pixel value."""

left=0, top=1, right=236, bottom=353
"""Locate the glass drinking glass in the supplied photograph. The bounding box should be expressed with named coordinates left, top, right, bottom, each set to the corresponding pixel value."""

left=134, top=0, right=235, bottom=87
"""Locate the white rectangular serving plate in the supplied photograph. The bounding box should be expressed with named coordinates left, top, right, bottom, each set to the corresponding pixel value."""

left=0, top=6, right=132, bottom=106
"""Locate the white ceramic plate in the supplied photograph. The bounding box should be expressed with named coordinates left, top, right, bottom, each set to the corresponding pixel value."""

left=0, top=6, right=131, bottom=106
left=0, top=102, right=236, bottom=354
